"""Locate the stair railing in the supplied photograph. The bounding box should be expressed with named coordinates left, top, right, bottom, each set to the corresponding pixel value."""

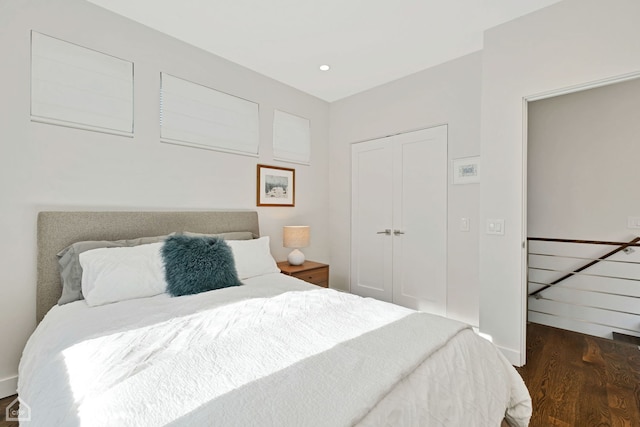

left=528, top=236, right=640, bottom=298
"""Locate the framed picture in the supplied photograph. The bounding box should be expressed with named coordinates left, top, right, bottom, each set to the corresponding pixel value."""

left=256, top=164, right=295, bottom=206
left=452, top=156, right=480, bottom=184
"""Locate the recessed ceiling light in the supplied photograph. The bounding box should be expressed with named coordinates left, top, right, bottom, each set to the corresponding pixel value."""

left=319, top=64, right=330, bottom=71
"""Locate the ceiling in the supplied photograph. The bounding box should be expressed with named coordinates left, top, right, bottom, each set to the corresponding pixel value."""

left=87, top=0, right=561, bottom=102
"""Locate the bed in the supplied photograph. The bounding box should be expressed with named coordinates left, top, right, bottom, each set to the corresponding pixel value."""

left=19, top=211, right=531, bottom=426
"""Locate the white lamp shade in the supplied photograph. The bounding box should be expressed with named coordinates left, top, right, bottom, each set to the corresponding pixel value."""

left=283, top=226, right=310, bottom=248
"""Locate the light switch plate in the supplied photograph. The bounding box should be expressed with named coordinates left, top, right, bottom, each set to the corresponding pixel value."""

left=486, top=219, right=505, bottom=235
left=460, top=218, right=470, bottom=232
left=628, top=216, right=640, bottom=229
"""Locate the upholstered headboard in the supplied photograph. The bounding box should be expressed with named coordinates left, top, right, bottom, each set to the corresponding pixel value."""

left=36, top=211, right=259, bottom=323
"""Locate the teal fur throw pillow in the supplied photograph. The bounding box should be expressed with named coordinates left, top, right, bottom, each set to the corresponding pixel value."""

left=162, top=235, right=242, bottom=297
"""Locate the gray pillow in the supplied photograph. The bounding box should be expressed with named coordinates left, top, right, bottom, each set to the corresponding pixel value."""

left=56, top=234, right=173, bottom=305
left=181, top=231, right=256, bottom=240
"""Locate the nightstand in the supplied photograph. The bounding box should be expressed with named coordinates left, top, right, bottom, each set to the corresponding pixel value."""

left=277, top=261, right=329, bottom=288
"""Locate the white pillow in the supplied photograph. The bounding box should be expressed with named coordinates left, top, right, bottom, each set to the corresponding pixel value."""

left=79, top=242, right=168, bottom=306
left=226, top=236, right=280, bottom=280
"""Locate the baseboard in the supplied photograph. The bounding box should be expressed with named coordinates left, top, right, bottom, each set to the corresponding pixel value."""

left=496, top=345, right=523, bottom=367
left=0, top=375, right=18, bottom=398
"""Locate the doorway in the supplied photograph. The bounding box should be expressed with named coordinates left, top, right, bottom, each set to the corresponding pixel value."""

left=525, top=75, right=640, bottom=341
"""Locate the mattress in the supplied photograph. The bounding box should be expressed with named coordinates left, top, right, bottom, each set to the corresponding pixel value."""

left=19, top=273, right=531, bottom=426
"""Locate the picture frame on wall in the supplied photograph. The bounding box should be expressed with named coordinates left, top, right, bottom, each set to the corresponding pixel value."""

left=256, top=164, right=295, bottom=207
left=452, top=156, right=480, bottom=184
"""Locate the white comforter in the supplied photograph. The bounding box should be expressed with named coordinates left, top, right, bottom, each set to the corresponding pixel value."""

left=19, top=274, right=531, bottom=426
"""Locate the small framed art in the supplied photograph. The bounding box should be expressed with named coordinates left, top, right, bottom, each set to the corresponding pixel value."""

left=256, top=164, right=295, bottom=207
left=452, top=156, right=480, bottom=184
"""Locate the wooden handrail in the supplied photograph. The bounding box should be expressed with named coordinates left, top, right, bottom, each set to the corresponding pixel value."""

left=528, top=237, right=640, bottom=246
left=528, top=236, right=640, bottom=298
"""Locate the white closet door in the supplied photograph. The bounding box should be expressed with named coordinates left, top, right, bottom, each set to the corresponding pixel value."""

left=350, top=137, right=394, bottom=302
left=391, top=126, right=448, bottom=315
left=351, top=125, right=448, bottom=315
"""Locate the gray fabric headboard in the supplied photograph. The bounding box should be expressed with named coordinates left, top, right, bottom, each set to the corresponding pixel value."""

left=37, top=211, right=259, bottom=323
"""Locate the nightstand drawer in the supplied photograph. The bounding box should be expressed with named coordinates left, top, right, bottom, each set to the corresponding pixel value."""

left=292, top=268, right=328, bottom=287
left=277, top=261, right=329, bottom=288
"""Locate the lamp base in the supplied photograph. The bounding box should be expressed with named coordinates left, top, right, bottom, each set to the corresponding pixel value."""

left=287, top=249, right=305, bottom=266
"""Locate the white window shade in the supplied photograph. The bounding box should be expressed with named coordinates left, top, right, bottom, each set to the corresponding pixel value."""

left=30, top=32, right=133, bottom=136
left=273, top=110, right=311, bottom=164
left=160, top=73, right=259, bottom=156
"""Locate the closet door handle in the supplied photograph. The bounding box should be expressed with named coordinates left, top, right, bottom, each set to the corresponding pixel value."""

left=394, top=230, right=405, bottom=235
left=376, top=229, right=391, bottom=235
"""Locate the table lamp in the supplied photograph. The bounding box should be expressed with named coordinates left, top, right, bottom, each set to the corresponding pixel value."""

left=283, top=226, right=310, bottom=265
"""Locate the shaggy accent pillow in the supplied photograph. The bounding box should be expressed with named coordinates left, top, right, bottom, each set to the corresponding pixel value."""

left=162, top=235, right=242, bottom=297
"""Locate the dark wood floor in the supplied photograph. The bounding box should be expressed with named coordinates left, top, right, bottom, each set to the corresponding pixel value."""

left=0, top=395, right=18, bottom=427
left=518, top=322, right=640, bottom=427
left=2, top=323, right=638, bottom=426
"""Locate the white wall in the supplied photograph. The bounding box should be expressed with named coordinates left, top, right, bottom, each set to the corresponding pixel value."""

left=528, top=78, right=640, bottom=241
left=479, top=0, right=640, bottom=365
left=0, top=0, right=329, bottom=397
left=329, top=52, right=482, bottom=326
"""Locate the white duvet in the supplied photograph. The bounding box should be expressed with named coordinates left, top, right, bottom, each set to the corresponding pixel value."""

left=19, top=274, right=531, bottom=426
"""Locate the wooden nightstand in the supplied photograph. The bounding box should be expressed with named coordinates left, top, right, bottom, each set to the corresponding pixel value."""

left=277, top=261, right=329, bottom=288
